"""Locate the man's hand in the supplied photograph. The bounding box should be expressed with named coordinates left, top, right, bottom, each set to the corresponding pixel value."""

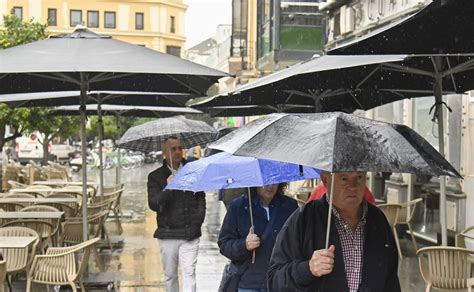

left=166, top=174, right=175, bottom=184
left=309, top=245, right=335, bottom=277
left=245, top=227, right=260, bottom=251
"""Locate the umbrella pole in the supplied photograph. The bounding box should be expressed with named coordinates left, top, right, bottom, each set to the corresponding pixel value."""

left=435, top=74, right=448, bottom=246
left=169, top=149, right=175, bottom=174
left=80, top=75, right=89, bottom=241
left=115, top=113, right=121, bottom=184
left=325, top=174, right=335, bottom=249
left=247, top=187, right=255, bottom=264
left=98, top=102, right=104, bottom=198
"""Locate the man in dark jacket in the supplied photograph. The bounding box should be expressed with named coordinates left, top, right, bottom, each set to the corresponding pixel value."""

left=268, top=172, right=400, bottom=292
left=147, top=137, right=206, bottom=292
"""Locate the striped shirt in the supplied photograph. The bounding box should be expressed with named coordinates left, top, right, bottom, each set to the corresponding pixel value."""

left=327, top=195, right=368, bottom=292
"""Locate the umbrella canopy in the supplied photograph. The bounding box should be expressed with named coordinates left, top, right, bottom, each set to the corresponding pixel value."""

left=0, top=27, right=226, bottom=242
left=329, top=0, right=474, bottom=55
left=198, top=104, right=317, bottom=117
left=165, top=152, right=320, bottom=192
left=327, top=0, right=474, bottom=246
left=116, top=116, right=218, bottom=152
left=0, top=28, right=227, bottom=95
left=209, top=112, right=461, bottom=178
left=51, top=104, right=202, bottom=118
left=0, top=91, right=193, bottom=108
left=189, top=55, right=443, bottom=114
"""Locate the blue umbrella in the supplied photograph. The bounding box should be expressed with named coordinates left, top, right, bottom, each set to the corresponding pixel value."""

left=166, top=152, right=320, bottom=264
left=166, top=152, right=320, bottom=192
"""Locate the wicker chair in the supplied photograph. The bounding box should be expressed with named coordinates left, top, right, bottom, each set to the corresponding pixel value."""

left=3, top=220, right=54, bottom=253
left=20, top=205, right=62, bottom=246
left=26, top=237, right=100, bottom=292
left=0, top=202, right=26, bottom=212
left=7, top=181, right=27, bottom=189
left=378, top=203, right=403, bottom=259
left=43, top=193, right=80, bottom=217
left=396, top=198, right=423, bottom=253
left=60, top=211, right=109, bottom=270
left=2, top=166, right=21, bottom=191
left=92, top=188, right=125, bottom=233
left=0, top=259, right=6, bottom=292
left=0, top=227, right=39, bottom=281
left=417, top=246, right=474, bottom=291
left=24, top=185, right=52, bottom=197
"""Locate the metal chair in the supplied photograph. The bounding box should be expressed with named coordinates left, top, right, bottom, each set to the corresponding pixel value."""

left=378, top=203, right=403, bottom=259
left=417, top=246, right=474, bottom=291
left=26, top=237, right=100, bottom=292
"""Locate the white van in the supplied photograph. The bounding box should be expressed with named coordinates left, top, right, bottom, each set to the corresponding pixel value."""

left=15, top=133, right=46, bottom=163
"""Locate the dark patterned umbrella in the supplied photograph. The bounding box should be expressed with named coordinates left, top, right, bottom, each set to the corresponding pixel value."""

left=116, top=117, right=218, bottom=153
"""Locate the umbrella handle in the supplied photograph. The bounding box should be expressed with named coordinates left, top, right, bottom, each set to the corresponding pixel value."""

left=248, top=187, right=256, bottom=264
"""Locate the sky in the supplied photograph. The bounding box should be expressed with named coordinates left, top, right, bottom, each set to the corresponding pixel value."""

left=184, top=0, right=232, bottom=49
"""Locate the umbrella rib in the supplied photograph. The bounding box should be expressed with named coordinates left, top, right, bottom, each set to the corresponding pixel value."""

left=283, top=90, right=317, bottom=99
left=161, top=95, right=188, bottom=106
left=356, top=65, right=381, bottom=89
left=381, top=63, right=435, bottom=78
left=0, top=74, right=8, bottom=81
left=27, top=72, right=81, bottom=85
left=444, top=57, right=458, bottom=92
left=166, top=75, right=203, bottom=95
left=349, top=91, right=365, bottom=110
left=442, top=59, right=474, bottom=77
left=88, top=73, right=135, bottom=84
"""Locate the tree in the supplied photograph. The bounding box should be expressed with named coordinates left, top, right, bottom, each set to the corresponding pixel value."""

left=29, top=108, right=81, bottom=165
left=87, top=116, right=120, bottom=141
left=0, top=13, right=48, bottom=148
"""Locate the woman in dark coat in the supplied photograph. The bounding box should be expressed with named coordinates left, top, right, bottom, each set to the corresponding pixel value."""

left=218, top=183, right=298, bottom=292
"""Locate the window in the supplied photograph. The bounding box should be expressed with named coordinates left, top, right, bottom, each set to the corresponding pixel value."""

left=70, top=10, right=82, bottom=27
left=47, top=8, right=57, bottom=26
left=104, top=11, right=116, bottom=29
left=12, top=7, right=22, bottom=20
left=87, top=11, right=99, bottom=28
left=136, top=12, right=144, bottom=30
left=166, top=46, right=181, bottom=57
left=170, top=16, right=176, bottom=33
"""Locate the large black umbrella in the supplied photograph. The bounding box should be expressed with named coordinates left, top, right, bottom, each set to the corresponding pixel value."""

left=1, top=91, right=193, bottom=108
left=52, top=104, right=202, bottom=118
left=209, top=112, right=461, bottom=246
left=203, top=104, right=316, bottom=117
left=328, top=0, right=474, bottom=246
left=0, top=27, right=226, bottom=240
left=189, top=54, right=446, bottom=114
left=329, top=0, right=473, bottom=55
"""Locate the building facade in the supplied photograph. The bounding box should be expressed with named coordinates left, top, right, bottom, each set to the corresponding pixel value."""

left=186, top=24, right=232, bottom=73
left=229, top=0, right=326, bottom=82
left=0, top=0, right=186, bottom=57
left=322, top=0, right=470, bottom=244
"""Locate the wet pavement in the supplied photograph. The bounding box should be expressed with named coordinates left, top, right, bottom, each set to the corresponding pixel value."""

left=12, top=162, right=432, bottom=291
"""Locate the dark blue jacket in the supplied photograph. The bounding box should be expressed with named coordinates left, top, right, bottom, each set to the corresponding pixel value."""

left=268, top=195, right=401, bottom=291
left=218, top=193, right=298, bottom=290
